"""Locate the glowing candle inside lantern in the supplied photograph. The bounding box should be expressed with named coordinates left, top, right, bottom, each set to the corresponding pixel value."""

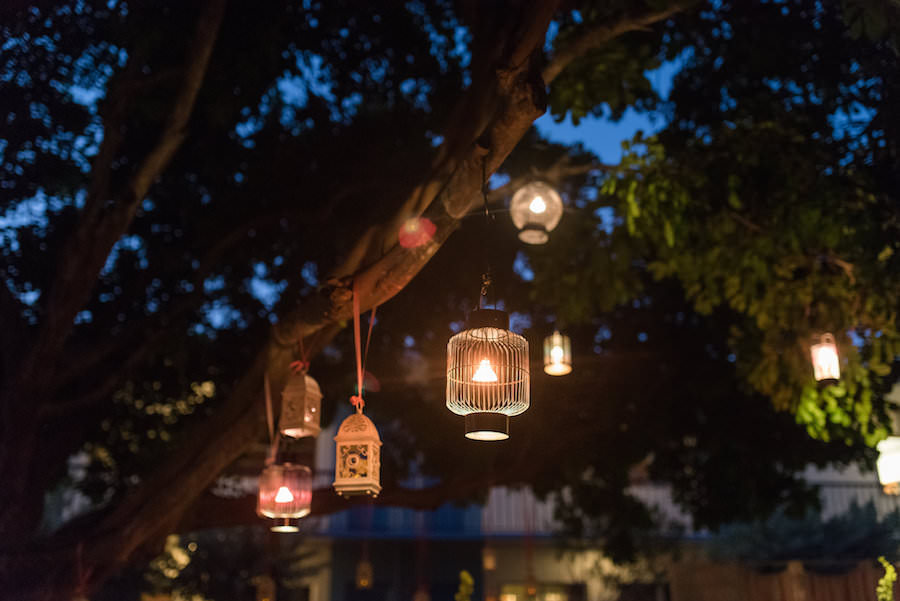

left=550, top=345, right=564, bottom=364
left=472, top=359, right=498, bottom=383
left=275, top=486, right=294, bottom=503
left=529, top=196, right=547, bottom=214
left=810, top=334, right=840, bottom=381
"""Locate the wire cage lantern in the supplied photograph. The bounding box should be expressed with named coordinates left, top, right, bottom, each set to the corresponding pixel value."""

left=810, top=332, right=840, bottom=382
left=257, top=462, right=312, bottom=532
left=447, top=308, right=530, bottom=441
left=333, top=411, right=383, bottom=497
left=279, top=369, right=322, bottom=438
left=877, top=436, right=900, bottom=495
left=510, top=181, right=564, bottom=245
left=543, top=330, right=572, bottom=376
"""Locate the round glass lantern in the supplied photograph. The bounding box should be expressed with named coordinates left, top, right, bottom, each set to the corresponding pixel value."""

left=543, top=330, right=572, bottom=376
left=810, top=332, right=840, bottom=382
left=280, top=370, right=322, bottom=439
left=877, top=436, right=900, bottom=495
left=447, top=309, right=530, bottom=440
left=257, top=463, right=312, bottom=531
left=510, top=181, right=564, bottom=245
left=333, top=412, right=382, bottom=497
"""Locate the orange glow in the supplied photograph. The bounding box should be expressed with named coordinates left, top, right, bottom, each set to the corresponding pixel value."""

left=472, top=359, right=498, bottom=382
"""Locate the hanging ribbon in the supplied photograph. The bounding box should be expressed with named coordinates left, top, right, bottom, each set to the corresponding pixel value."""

left=351, top=279, right=377, bottom=413
left=291, top=332, right=310, bottom=373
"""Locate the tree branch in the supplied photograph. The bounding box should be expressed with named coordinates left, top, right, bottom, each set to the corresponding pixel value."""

left=543, top=2, right=690, bottom=84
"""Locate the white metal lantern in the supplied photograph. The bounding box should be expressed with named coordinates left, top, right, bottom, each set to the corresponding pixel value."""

left=447, top=309, right=530, bottom=440
left=257, top=463, right=312, bottom=532
left=543, top=330, right=572, bottom=376
left=333, top=412, right=382, bottom=497
left=280, top=370, right=322, bottom=438
left=810, top=333, right=840, bottom=382
left=877, top=436, right=900, bottom=495
left=510, top=181, right=564, bottom=244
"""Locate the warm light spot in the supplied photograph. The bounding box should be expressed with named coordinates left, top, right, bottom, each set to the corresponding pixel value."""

left=398, top=217, right=437, bottom=248
left=810, top=340, right=840, bottom=381
left=550, top=345, right=564, bottom=363
left=529, top=196, right=547, bottom=214
left=472, top=359, right=498, bottom=382
left=275, top=486, right=294, bottom=503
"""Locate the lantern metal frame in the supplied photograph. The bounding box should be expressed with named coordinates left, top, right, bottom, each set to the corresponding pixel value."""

left=279, top=369, right=323, bottom=439
left=810, top=332, right=840, bottom=382
left=446, top=308, right=530, bottom=441
left=257, top=462, right=313, bottom=525
left=333, top=411, right=383, bottom=497
left=509, top=181, right=564, bottom=245
left=543, top=330, right=572, bottom=376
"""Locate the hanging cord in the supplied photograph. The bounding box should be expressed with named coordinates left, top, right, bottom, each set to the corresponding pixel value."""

left=264, top=372, right=278, bottom=465
left=351, top=279, right=378, bottom=413
left=479, top=157, right=496, bottom=310
left=74, top=542, right=93, bottom=598
left=290, top=334, right=310, bottom=374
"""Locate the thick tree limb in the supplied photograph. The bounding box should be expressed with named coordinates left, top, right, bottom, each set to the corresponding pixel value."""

left=543, top=2, right=690, bottom=84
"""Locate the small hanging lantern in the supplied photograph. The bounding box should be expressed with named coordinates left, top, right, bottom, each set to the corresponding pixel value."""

left=543, top=331, right=572, bottom=376
left=251, top=574, right=277, bottom=601
left=333, top=411, right=382, bottom=497
left=257, top=463, right=312, bottom=532
left=482, top=545, right=497, bottom=571
left=810, top=333, right=840, bottom=382
left=510, top=181, right=564, bottom=245
left=877, top=437, right=900, bottom=495
left=447, top=308, right=530, bottom=440
left=280, top=368, right=322, bottom=439
left=355, top=559, right=374, bottom=589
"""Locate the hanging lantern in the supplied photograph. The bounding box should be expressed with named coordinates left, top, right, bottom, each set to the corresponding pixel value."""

left=510, top=181, right=564, bottom=245
left=482, top=545, right=497, bottom=571
left=543, top=331, right=572, bottom=376
left=280, top=369, right=322, bottom=439
left=810, top=333, right=840, bottom=382
left=257, top=463, right=312, bottom=531
left=333, top=412, right=382, bottom=497
left=877, top=437, right=900, bottom=495
left=447, top=308, right=530, bottom=440
left=251, top=574, right=277, bottom=601
left=356, top=559, right=374, bottom=589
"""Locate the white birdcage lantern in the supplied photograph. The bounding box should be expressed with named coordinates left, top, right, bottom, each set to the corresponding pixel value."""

left=257, top=463, right=312, bottom=532
left=447, top=308, right=530, bottom=440
left=810, top=332, right=840, bottom=382
left=877, top=436, right=900, bottom=495
left=279, top=369, right=322, bottom=439
left=333, top=412, right=382, bottom=497
left=543, top=330, right=572, bottom=376
left=510, top=181, right=564, bottom=245
left=356, top=559, right=374, bottom=589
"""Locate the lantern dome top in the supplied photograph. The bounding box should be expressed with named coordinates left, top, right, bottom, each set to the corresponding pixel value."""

left=335, top=412, right=382, bottom=443
left=283, top=371, right=321, bottom=396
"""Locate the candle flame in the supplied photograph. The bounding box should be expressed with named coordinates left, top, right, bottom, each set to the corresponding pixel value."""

left=472, top=359, right=498, bottom=382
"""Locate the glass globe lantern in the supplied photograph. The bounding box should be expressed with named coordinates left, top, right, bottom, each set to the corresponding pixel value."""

left=333, top=412, right=382, bottom=497
left=257, top=463, right=312, bottom=532
left=877, top=436, right=900, bottom=495
left=810, top=333, right=840, bottom=382
left=510, top=182, right=564, bottom=245
left=447, top=309, right=530, bottom=440
left=280, top=370, right=322, bottom=439
left=543, top=331, right=572, bottom=376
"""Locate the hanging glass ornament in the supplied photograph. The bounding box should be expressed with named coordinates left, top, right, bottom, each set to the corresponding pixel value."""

left=810, top=332, right=840, bottom=382
left=257, top=463, right=312, bottom=532
left=356, top=559, right=374, bottom=589
left=279, top=367, right=322, bottom=439
left=333, top=410, right=382, bottom=497
left=877, top=436, right=900, bottom=495
left=543, top=330, right=572, bottom=376
left=510, top=181, right=564, bottom=244
left=447, top=308, right=530, bottom=440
